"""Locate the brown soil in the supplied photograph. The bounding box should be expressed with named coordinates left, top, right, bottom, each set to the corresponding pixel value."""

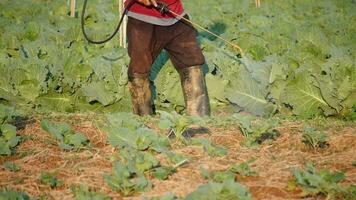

left=0, top=114, right=355, bottom=200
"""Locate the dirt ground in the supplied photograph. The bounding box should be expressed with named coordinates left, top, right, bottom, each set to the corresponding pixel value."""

left=0, top=113, right=355, bottom=200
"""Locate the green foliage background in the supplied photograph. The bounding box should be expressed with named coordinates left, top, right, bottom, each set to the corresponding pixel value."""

left=0, top=0, right=355, bottom=118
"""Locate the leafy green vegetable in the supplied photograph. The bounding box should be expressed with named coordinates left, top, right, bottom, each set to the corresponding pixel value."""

left=82, top=82, right=116, bottom=106
left=152, top=166, right=176, bottom=180
left=0, top=104, right=15, bottom=124
left=233, top=114, right=280, bottom=147
left=184, top=180, right=252, bottom=200
left=293, top=163, right=355, bottom=199
left=119, top=149, right=160, bottom=174
left=230, top=160, right=258, bottom=177
left=200, top=160, right=257, bottom=183
left=35, top=94, right=75, bottom=113
left=0, top=0, right=355, bottom=118
left=104, top=161, right=152, bottom=196
left=164, top=151, right=189, bottom=167
left=103, top=113, right=186, bottom=195
left=199, top=166, right=236, bottom=183
left=104, top=148, right=180, bottom=195
left=40, top=171, right=63, bottom=188
left=71, top=185, right=111, bottom=200
left=3, top=161, right=21, bottom=172
left=225, top=64, right=277, bottom=117
left=158, top=111, right=203, bottom=142
left=191, top=138, right=227, bottom=157
left=302, top=126, right=329, bottom=150
left=24, top=22, right=41, bottom=41
left=231, top=114, right=255, bottom=137
left=40, top=120, right=89, bottom=151
left=0, top=188, right=31, bottom=200
left=143, top=192, right=177, bottom=200
left=0, top=123, right=20, bottom=156
left=108, top=127, right=156, bottom=151
left=281, top=70, right=331, bottom=118
left=106, top=113, right=170, bottom=152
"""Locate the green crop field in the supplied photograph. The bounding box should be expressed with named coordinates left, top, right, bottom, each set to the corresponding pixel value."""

left=0, top=0, right=355, bottom=199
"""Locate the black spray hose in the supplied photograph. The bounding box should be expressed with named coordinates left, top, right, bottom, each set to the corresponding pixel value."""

left=81, top=1, right=243, bottom=53
left=81, top=0, right=135, bottom=44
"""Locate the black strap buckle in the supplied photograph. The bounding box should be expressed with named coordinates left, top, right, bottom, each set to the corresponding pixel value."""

left=156, top=2, right=169, bottom=14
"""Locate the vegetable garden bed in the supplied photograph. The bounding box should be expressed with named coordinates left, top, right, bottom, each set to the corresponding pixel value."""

left=0, top=0, right=355, bottom=199
left=0, top=113, right=355, bottom=199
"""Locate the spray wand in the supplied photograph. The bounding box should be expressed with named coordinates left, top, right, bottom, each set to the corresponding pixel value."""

left=82, top=0, right=243, bottom=54
left=156, top=2, right=243, bottom=54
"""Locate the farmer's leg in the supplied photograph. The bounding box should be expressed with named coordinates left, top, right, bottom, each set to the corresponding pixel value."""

left=163, top=16, right=210, bottom=116
left=127, top=17, right=164, bottom=115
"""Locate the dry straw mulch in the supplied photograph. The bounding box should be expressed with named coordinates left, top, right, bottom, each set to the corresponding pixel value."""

left=1, top=114, right=355, bottom=200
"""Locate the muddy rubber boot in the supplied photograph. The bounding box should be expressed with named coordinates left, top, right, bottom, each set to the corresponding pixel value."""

left=128, top=73, right=153, bottom=116
left=179, top=66, right=211, bottom=116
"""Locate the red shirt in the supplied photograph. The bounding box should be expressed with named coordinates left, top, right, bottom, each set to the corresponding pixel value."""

left=125, top=0, right=184, bottom=19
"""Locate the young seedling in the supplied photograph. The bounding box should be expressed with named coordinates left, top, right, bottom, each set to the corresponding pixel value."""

left=143, top=192, right=177, bottom=200
left=158, top=111, right=199, bottom=142
left=184, top=180, right=252, bottom=200
left=230, top=159, right=258, bottom=177
left=191, top=138, right=227, bottom=157
left=0, top=188, right=31, bottom=199
left=106, top=112, right=170, bottom=152
left=233, top=114, right=280, bottom=147
left=40, top=171, right=63, bottom=189
left=302, top=126, right=329, bottom=150
left=103, top=160, right=153, bottom=196
left=3, top=161, right=21, bottom=172
left=71, top=184, right=111, bottom=200
left=292, top=163, right=354, bottom=199
left=40, top=120, right=89, bottom=151
left=199, top=159, right=258, bottom=183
